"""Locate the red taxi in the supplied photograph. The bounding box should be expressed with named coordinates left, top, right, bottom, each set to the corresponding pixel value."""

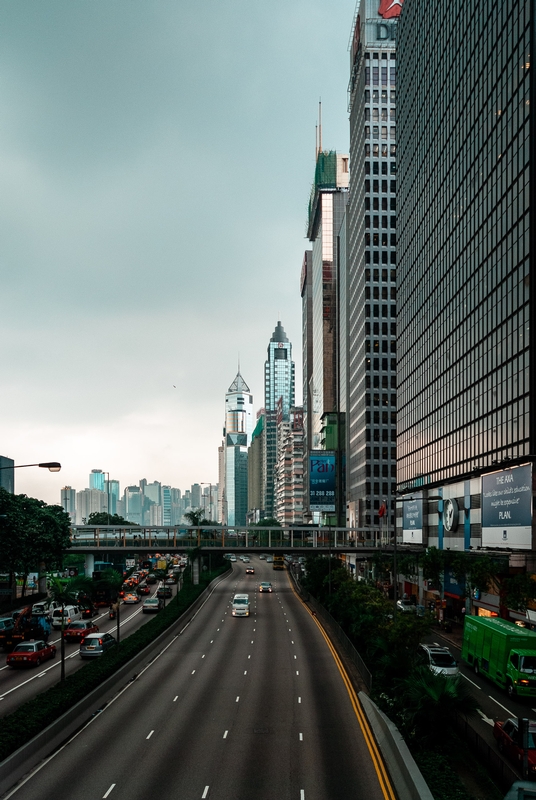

left=6, top=640, right=56, bottom=668
left=63, top=620, right=99, bottom=642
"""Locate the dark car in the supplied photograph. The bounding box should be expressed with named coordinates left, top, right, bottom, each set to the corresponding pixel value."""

left=63, top=620, right=99, bottom=642
left=6, top=640, right=56, bottom=668
left=137, top=583, right=150, bottom=595
left=142, top=598, right=163, bottom=613
left=494, top=719, right=536, bottom=777
left=157, top=586, right=172, bottom=598
left=80, top=604, right=97, bottom=619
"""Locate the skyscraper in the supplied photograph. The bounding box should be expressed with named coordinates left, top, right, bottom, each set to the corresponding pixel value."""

left=0, top=456, right=14, bottom=494
left=263, top=322, right=295, bottom=518
left=61, top=486, right=76, bottom=523
left=223, top=369, right=253, bottom=526
left=89, top=469, right=105, bottom=492
left=396, top=0, right=534, bottom=564
left=346, top=0, right=399, bottom=531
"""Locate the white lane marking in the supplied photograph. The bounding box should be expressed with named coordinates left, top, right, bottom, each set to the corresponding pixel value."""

left=217, top=628, right=220, bottom=631
left=291, top=641, right=294, bottom=644
left=103, top=785, right=116, bottom=799
left=289, top=628, right=291, bottom=632
left=248, top=654, right=251, bottom=659
left=253, top=628, right=256, bottom=631
left=37, top=672, right=46, bottom=678
left=223, top=730, right=228, bottom=739
left=477, top=709, right=494, bottom=726
left=461, top=673, right=482, bottom=689
left=294, top=655, right=297, bottom=660
left=299, top=733, right=303, bottom=741
left=244, top=670, right=247, bottom=675
left=202, top=787, right=209, bottom=799
left=300, top=791, right=305, bottom=800
left=146, top=730, right=154, bottom=740
left=489, top=696, right=516, bottom=716
left=298, top=697, right=301, bottom=703
left=174, top=696, right=178, bottom=702
left=202, top=654, right=205, bottom=659
left=236, top=696, right=240, bottom=702
left=192, top=670, right=196, bottom=675
left=210, top=640, right=213, bottom=643
left=296, top=671, right=299, bottom=676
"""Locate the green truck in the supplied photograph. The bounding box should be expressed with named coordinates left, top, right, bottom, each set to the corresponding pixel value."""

left=462, top=616, right=536, bottom=698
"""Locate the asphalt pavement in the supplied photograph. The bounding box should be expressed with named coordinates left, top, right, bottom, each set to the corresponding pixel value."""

left=2, top=559, right=394, bottom=800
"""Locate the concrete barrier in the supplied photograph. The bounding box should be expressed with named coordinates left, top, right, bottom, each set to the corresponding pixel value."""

left=359, top=692, right=434, bottom=800
left=0, top=569, right=232, bottom=796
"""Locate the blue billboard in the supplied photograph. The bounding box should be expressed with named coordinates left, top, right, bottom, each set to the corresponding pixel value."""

left=482, top=464, right=533, bottom=549
left=309, top=451, right=336, bottom=512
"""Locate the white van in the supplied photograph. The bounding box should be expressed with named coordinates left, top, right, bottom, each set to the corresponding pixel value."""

left=232, top=594, right=250, bottom=617
left=51, top=606, right=82, bottom=629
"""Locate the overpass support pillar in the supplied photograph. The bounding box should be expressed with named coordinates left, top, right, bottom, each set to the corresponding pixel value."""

left=85, top=553, right=95, bottom=578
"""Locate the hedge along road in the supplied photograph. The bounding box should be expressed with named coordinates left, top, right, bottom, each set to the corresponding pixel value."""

left=0, top=582, right=177, bottom=718
left=3, top=557, right=394, bottom=800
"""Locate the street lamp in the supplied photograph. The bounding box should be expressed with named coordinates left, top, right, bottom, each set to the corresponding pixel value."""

left=0, top=462, right=61, bottom=471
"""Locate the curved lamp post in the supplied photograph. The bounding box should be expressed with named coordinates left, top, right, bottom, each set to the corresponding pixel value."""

left=0, top=462, right=61, bottom=472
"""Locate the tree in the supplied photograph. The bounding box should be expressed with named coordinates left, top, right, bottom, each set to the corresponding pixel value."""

left=252, top=518, right=281, bottom=527
left=86, top=512, right=137, bottom=526
left=184, top=509, right=208, bottom=527
left=48, top=575, right=93, bottom=681
left=95, top=569, right=124, bottom=642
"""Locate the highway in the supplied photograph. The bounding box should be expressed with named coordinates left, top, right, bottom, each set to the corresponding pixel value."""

left=0, top=583, right=177, bottom=718
left=3, top=558, right=393, bottom=800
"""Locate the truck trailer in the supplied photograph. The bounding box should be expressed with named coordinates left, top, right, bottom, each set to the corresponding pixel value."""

left=462, top=615, right=536, bottom=698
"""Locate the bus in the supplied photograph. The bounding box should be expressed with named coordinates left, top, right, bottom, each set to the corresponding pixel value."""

left=273, top=555, right=285, bottom=570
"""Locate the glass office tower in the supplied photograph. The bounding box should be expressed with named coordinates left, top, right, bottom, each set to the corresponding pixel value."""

left=347, top=0, right=399, bottom=531
left=223, top=370, right=254, bottom=526
left=397, top=0, right=536, bottom=559
left=263, top=321, right=295, bottom=518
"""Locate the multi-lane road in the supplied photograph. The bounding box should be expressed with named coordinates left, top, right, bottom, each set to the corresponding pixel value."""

left=0, top=584, right=177, bottom=718
left=2, top=558, right=394, bottom=800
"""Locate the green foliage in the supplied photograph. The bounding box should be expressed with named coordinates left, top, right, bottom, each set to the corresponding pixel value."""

left=86, top=512, right=137, bottom=526
left=397, top=554, right=419, bottom=579
left=502, top=573, right=536, bottom=612
left=413, top=751, right=473, bottom=800
left=0, top=565, right=230, bottom=762
left=421, top=546, right=443, bottom=586
left=184, top=508, right=209, bottom=527
left=0, top=489, right=71, bottom=576
left=251, top=518, right=281, bottom=527
left=371, top=550, right=392, bottom=578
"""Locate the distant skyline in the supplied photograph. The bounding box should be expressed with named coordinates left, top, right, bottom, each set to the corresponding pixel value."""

left=1, top=0, right=353, bottom=505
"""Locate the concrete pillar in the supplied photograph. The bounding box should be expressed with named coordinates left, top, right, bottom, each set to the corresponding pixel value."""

left=85, top=553, right=95, bottom=578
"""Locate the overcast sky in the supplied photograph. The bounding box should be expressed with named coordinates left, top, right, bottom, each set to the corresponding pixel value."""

left=1, top=0, right=354, bottom=506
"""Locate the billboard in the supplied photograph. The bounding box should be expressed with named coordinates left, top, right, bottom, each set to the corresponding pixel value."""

left=482, top=464, right=533, bottom=549
left=309, top=451, right=336, bottom=512
left=401, top=494, right=423, bottom=543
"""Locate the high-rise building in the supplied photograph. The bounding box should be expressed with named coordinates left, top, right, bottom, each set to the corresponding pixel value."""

left=89, top=469, right=105, bottom=492
left=104, top=479, right=120, bottom=516
left=0, top=456, right=14, bottom=494
left=263, top=322, right=295, bottom=518
left=162, top=485, right=172, bottom=526
left=303, top=146, right=349, bottom=523
left=76, top=488, right=106, bottom=525
left=124, top=486, right=142, bottom=525
left=274, top=405, right=305, bottom=526
left=396, top=0, right=534, bottom=569
left=191, top=483, right=202, bottom=509
left=247, top=412, right=265, bottom=523
left=346, top=0, right=398, bottom=531
left=61, top=486, right=76, bottom=523
left=223, top=369, right=253, bottom=526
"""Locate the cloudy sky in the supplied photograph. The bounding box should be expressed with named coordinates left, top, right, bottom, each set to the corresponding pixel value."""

left=1, top=0, right=354, bottom=506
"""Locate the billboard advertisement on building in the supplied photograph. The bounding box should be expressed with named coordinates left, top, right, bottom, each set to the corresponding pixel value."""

left=482, top=464, right=533, bottom=549
left=401, top=494, right=423, bottom=543
left=309, top=450, right=336, bottom=512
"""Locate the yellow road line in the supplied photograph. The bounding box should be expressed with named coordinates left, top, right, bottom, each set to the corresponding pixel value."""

left=287, top=571, right=396, bottom=800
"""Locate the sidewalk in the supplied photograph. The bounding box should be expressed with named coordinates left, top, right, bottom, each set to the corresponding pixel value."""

left=431, top=619, right=464, bottom=650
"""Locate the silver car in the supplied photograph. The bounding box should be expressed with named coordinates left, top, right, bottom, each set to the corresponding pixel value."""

left=79, top=632, right=117, bottom=659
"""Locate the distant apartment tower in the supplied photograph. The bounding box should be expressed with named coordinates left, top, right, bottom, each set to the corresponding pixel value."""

left=124, top=486, right=142, bottom=525
left=162, top=486, right=172, bottom=526
left=89, top=469, right=105, bottom=492
left=263, top=322, right=295, bottom=518
left=191, top=483, right=202, bottom=509
left=61, top=486, right=76, bottom=523
left=223, top=369, right=253, bottom=526
left=76, top=488, right=106, bottom=525
left=274, top=405, right=305, bottom=526
left=0, top=456, right=14, bottom=494
left=346, top=0, right=399, bottom=530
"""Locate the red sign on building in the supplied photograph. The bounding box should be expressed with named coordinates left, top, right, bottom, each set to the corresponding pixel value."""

left=378, top=0, right=403, bottom=19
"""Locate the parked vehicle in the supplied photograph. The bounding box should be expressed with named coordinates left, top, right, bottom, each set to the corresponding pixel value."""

left=462, top=616, right=536, bottom=698
left=419, top=644, right=459, bottom=677
left=232, top=594, right=250, bottom=617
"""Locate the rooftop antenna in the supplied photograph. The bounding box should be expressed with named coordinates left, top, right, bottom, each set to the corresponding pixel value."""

left=315, top=123, right=318, bottom=159
left=318, top=98, right=322, bottom=154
